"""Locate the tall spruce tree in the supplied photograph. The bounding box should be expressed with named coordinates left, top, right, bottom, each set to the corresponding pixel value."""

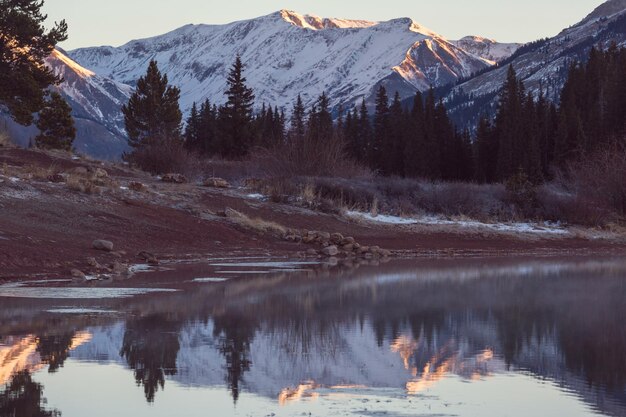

left=122, top=60, right=182, bottom=148
left=290, top=94, right=306, bottom=139
left=404, top=92, right=425, bottom=178
left=218, top=55, right=255, bottom=157
left=372, top=86, right=389, bottom=171
left=34, top=92, right=75, bottom=151
left=0, top=0, right=68, bottom=125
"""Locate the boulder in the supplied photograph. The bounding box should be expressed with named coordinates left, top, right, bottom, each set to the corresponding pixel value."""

left=112, top=261, right=129, bottom=275
left=203, top=177, right=230, bottom=189
left=138, top=251, right=159, bottom=265
left=128, top=181, right=146, bottom=192
left=161, top=173, right=187, bottom=184
left=93, top=168, right=109, bottom=178
left=92, top=240, right=114, bottom=252
left=322, top=245, right=339, bottom=257
left=330, top=233, right=344, bottom=245
left=341, top=236, right=356, bottom=246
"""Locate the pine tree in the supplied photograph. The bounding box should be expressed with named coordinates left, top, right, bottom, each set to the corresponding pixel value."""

left=356, top=100, right=372, bottom=163
left=34, top=92, right=76, bottom=151
left=307, top=92, right=333, bottom=143
left=404, top=92, right=425, bottom=178
left=122, top=60, right=182, bottom=148
left=290, top=94, right=306, bottom=139
left=218, top=55, right=255, bottom=157
left=372, top=86, right=389, bottom=171
left=184, top=102, right=200, bottom=151
left=385, top=92, right=405, bottom=176
left=0, top=0, right=68, bottom=125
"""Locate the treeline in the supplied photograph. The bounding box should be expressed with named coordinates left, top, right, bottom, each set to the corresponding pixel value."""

left=125, top=45, right=626, bottom=183
left=476, top=44, right=626, bottom=183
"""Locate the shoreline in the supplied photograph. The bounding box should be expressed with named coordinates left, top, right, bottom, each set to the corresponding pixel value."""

left=1, top=148, right=625, bottom=282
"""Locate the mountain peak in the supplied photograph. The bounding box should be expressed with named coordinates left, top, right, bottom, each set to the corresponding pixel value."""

left=277, top=10, right=377, bottom=30
left=582, top=0, right=626, bottom=23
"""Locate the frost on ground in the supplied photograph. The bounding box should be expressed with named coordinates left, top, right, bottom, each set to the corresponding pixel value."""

left=345, top=211, right=569, bottom=235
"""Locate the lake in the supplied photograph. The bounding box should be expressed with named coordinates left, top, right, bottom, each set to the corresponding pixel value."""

left=1, top=256, right=626, bottom=417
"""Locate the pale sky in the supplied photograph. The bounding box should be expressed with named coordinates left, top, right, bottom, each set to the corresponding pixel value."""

left=44, top=0, right=607, bottom=50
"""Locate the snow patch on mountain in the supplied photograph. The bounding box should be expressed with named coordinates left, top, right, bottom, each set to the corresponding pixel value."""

left=452, top=36, right=520, bottom=64
left=68, top=10, right=497, bottom=116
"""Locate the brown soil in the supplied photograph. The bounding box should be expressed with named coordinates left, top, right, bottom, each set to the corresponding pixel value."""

left=1, top=148, right=625, bottom=281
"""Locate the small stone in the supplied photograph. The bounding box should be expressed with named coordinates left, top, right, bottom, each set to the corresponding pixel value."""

left=128, top=181, right=146, bottom=192
left=92, top=240, right=114, bottom=252
left=322, top=245, right=339, bottom=257
left=380, top=249, right=392, bottom=257
left=86, top=257, right=100, bottom=268
left=138, top=251, right=159, bottom=265
left=47, top=173, right=66, bottom=183
left=203, top=177, right=230, bottom=189
left=306, top=248, right=318, bottom=256
left=161, top=173, right=187, bottom=184
left=71, top=269, right=85, bottom=280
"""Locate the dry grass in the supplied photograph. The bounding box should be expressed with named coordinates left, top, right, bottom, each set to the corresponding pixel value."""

left=0, top=131, right=13, bottom=148
left=224, top=208, right=287, bottom=236
left=66, top=175, right=102, bottom=194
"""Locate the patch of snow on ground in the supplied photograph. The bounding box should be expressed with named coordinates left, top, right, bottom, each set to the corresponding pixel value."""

left=246, top=193, right=266, bottom=200
left=346, top=211, right=569, bottom=235
left=46, top=308, right=118, bottom=314
left=192, top=278, right=230, bottom=283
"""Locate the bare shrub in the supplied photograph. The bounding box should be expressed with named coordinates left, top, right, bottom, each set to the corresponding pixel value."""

left=0, top=131, right=13, bottom=148
left=538, top=144, right=626, bottom=225
left=253, top=133, right=369, bottom=179
left=66, top=175, right=101, bottom=194
left=125, top=139, right=203, bottom=178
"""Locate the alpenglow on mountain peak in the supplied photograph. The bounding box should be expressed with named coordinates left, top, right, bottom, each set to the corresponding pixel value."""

left=276, top=9, right=438, bottom=37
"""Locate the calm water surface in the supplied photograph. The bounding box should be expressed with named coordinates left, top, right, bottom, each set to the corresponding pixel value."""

left=1, top=257, right=626, bottom=417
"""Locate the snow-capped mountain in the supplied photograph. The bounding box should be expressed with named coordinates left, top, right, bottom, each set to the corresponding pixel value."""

left=68, top=10, right=511, bottom=117
left=451, top=36, right=520, bottom=64
left=446, top=0, right=626, bottom=128
left=2, top=49, right=131, bottom=159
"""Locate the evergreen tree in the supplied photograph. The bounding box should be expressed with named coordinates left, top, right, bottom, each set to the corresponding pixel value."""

left=475, top=116, right=497, bottom=182
left=34, top=92, right=76, bottom=151
left=184, top=102, right=200, bottom=150
left=290, top=94, right=306, bottom=139
left=384, top=92, right=405, bottom=176
left=422, top=89, right=440, bottom=179
left=307, top=92, right=333, bottom=143
left=0, top=0, right=68, bottom=125
left=404, top=92, right=425, bottom=178
left=122, top=60, right=182, bottom=148
left=372, top=86, right=389, bottom=171
left=218, top=55, right=255, bottom=157
left=356, top=100, right=372, bottom=163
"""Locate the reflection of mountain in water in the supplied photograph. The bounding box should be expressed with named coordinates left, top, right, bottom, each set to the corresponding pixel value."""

left=2, top=259, right=626, bottom=415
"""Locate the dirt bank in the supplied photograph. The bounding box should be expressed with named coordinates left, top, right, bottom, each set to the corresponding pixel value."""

left=1, top=148, right=624, bottom=281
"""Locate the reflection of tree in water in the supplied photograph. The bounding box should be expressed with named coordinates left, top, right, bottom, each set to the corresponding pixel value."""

left=0, top=371, right=60, bottom=417
left=120, top=315, right=181, bottom=403
left=36, top=333, right=76, bottom=373
left=212, top=313, right=258, bottom=403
